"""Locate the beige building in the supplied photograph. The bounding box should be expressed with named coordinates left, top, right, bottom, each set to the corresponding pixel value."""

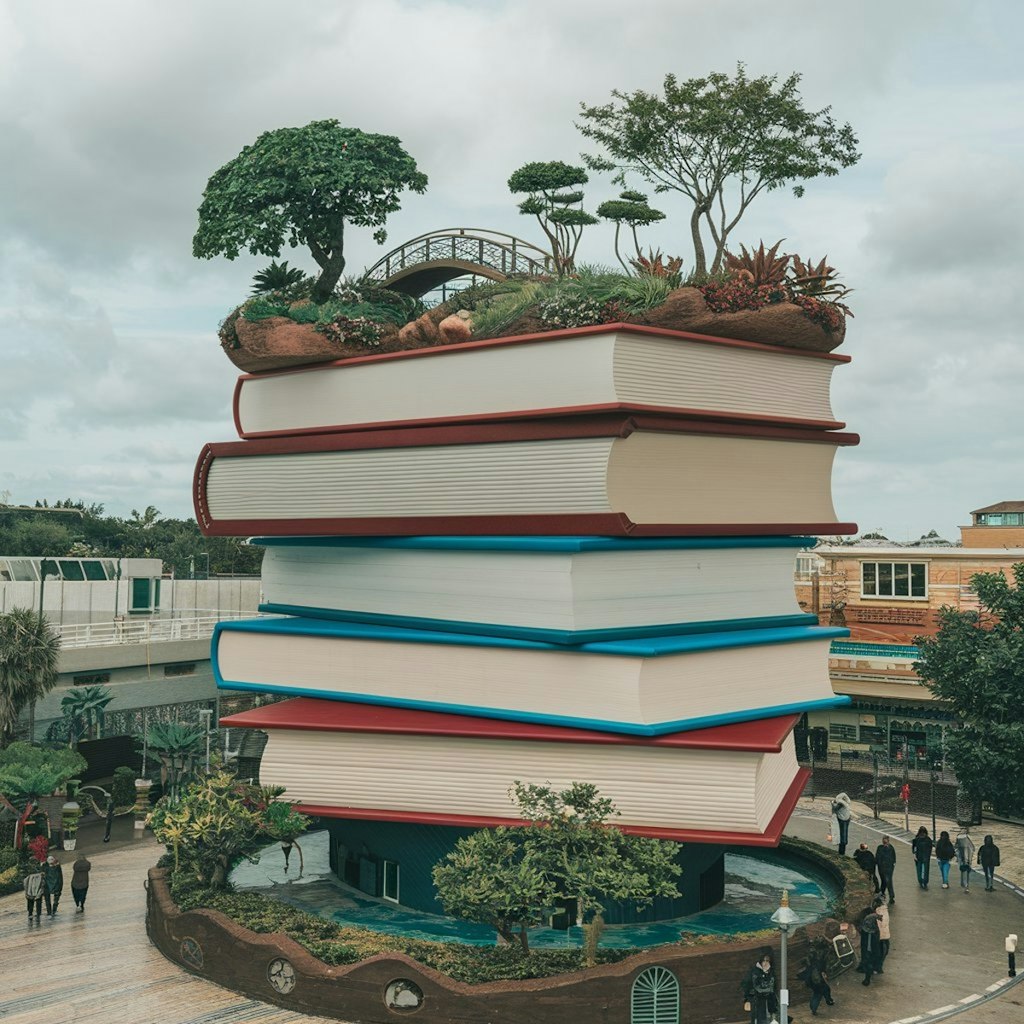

left=793, top=503, right=1024, bottom=765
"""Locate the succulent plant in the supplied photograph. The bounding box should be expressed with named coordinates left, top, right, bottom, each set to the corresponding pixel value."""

left=723, top=239, right=790, bottom=287
left=789, top=255, right=854, bottom=304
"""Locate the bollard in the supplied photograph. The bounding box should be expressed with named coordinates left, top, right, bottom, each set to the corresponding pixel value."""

left=1007, top=934, right=1018, bottom=978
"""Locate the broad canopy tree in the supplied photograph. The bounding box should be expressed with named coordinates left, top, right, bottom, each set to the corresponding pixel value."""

left=579, top=64, right=860, bottom=277
left=193, top=120, right=428, bottom=303
left=432, top=781, right=681, bottom=953
left=914, top=563, right=1024, bottom=815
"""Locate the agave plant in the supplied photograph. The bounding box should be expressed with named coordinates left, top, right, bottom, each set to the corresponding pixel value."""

left=723, top=240, right=790, bottom=287
left=251, top=260, right=310, bottom=296
left=789, top=255, right=854, bottom=302
left=145, top=722, right=205, bottom=802
left=60, top=684, right=113, bottom=747
left=629, top=249, right=684, bottom=287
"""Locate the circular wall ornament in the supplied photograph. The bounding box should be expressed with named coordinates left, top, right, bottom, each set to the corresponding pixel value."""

left=179, top=936, right=204, bottom=970
left=384, top=978, right=424, bottom=1012
left=267, top=957, right=297, bottom=995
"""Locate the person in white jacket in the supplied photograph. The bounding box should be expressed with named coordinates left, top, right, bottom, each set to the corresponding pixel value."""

left=831, top=792, right=853, bottom=855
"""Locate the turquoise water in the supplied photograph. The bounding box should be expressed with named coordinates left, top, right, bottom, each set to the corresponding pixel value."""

left=231, top=832, right=839, bottom=949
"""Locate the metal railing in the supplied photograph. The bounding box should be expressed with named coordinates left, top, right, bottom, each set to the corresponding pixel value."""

left=56, top=611, right=260, bottom=649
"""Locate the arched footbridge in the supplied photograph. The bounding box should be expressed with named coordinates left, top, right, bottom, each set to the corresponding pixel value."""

left=364, top=228, right=554, bottom=297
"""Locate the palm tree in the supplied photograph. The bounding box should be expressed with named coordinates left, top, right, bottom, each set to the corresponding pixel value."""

left=60, top=684, right=114, bottom=747
left=145, top=722, right=204, bottom=802
left=0, top=608, right=61, bottom=746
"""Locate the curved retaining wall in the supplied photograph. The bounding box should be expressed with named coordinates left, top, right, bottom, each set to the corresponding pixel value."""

left=147, top=867, right=815, bottom=1024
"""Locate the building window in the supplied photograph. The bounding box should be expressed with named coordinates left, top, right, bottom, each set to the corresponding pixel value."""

left=829, top=723, right=858, bottom=742
left=164, top=663, right=197, bottom=677
left=382, top=860, right=400, bottom=904
left=795, top=554, right=821, bottom=578
left=861, top=561, right=927, bottom=599
left=72, top=672, right=111, bottom=686
left=129, top=577, right=161, bottom=613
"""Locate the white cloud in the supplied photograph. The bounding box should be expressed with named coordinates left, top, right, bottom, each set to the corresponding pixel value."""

left=1, top=0, right=1023, bottom=535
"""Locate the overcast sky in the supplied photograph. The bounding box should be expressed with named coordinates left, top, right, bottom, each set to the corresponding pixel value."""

left=1, top=0, right=1021, bottom=541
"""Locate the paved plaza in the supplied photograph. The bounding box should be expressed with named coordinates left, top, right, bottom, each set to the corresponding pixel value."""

left=1, top=803, right=1022, bottom=1023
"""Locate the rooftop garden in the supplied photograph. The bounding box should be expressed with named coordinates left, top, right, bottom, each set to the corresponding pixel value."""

left=194, top=65, right=861, bottom=372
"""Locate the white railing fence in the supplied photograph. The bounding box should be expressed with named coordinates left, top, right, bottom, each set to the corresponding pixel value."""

left=56, top=611, right=260, bottom=649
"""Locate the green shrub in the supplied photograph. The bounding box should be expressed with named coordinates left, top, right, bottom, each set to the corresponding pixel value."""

left=112, top=767, right=137, bottom=808
left=0, top=847, right=20, bottom=872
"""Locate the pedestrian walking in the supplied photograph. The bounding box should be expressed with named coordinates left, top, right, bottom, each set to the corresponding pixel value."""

left=857, top=906, right=882, bottom=986
left=831, top=793, right=853, bottom=856
left=876, top=835, right=897, bottom=904
left=978, top=835, right=1001, bottom=892
left=853, top=843, right=879, bottom=891
left=797, top=942, right=835, bottom=1016
left=911, top=826, right=934, bottom=890
left=24, top=868, right=44, bottom=923
left=103, top=793, right=115, bottom=843
left=955, top=829, right=975, bottom=892
left=935, top=830, right=956, bottom=889
left=43, top=854, right=63, bottom=916
left=71, top=854, right=92, bottom=912
left=873, top=895, right=891, bottom=971
left=742, top=949, right=779, bottom=1024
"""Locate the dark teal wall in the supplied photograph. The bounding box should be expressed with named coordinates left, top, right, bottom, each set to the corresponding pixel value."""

left=325, top=819, right=725, bottom=921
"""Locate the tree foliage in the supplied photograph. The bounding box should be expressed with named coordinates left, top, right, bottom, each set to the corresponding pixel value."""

left=150, top=771, right=310, bottom=888
left=0, top=501, right=262, bottom=578
left=60, top=684, right=114, bottom=747
left=579, top=64, right=860, bottom=277
left=0, top=609, right=61, bottom=745
left=596, top=191, right=666, bottom=272
left=508, top=161, right=598, bottom=275
left=914, top=564, right=1024, bottom=814
left=193, top=120, right=428, bottom=302
left=432, top=782, right=681, bottom=953
left=0, top=742, right=86, bottom=800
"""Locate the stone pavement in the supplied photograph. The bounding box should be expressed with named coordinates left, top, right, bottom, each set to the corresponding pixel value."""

left=791, top=799, right=1024, bottom=1024
left=0, top=805, right=1021, bottom=1023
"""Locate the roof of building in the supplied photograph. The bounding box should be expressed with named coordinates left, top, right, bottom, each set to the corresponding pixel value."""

left=971, top=501, right=1024, bottom=514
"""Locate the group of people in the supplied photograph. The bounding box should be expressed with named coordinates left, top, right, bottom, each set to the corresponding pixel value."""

left=23, top=853, right=91, bottom=922
left=853, top=826, right=1001, bottom=895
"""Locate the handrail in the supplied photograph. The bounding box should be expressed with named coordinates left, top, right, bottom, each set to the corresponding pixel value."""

left=56, top=611, right=260, bottom=649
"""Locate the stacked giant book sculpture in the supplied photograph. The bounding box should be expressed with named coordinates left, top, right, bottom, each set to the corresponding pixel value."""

left=209, top=322, right=856, bottom=918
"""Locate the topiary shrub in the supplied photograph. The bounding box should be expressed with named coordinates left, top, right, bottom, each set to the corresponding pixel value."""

left=112, top=766, right=137, bottom=809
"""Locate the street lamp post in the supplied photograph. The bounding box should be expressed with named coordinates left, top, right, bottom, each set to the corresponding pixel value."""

left=199, top=708, right=213, bottom=774
left=771, top=889, right=799, bottom=1024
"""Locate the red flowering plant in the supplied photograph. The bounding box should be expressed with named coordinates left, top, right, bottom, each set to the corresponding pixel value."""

left=699, top=278, right=776, bottom=313
left=27, top=834, right=50, bottom=863
left=791, top=294, right=847, bottom=333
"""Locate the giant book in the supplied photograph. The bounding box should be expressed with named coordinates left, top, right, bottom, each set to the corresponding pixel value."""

left=195, top=414, right=858, bottom=537
left=221, top=698, right=808, bottom=845
left=232, top=323, right=850, bottom=438
left=255, top=535, right=819, bottom=642
left=214, top=617, right=849, bottom=735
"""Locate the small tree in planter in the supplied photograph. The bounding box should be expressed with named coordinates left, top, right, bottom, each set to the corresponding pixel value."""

left=0, top=743, right=86, bottom=844
left=433, top=781, right=681, bottom=958
left=194, top=119, right=428, bottom=304
left=145, top=722, right=205, bottom=803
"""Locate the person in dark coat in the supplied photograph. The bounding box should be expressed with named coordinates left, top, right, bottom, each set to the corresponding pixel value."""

left=71, top=854, right=92, bottom=912
left=103, top=794, right=115, bottom=843
left=853, top=843, right=879, bottom=890
left=935, top=830, right=956, bottom=889
left=857, top=906, right=882, bottom=986
left=742, top=949, right=779, bottom=1024
left=875, top=836, right=896, bottom=904
left=977, top=835, right=1001, bottom=891
left=43, top=854, right=63, bottom=916
left=797, top=942, right=835, bottom=1016
left=911, top=826, right=934, bottom=890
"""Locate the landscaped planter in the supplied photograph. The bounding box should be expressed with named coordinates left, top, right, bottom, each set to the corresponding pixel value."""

left=147, top=866, right=821, bottom=1024
left=221, top=284, right=844, bottom=375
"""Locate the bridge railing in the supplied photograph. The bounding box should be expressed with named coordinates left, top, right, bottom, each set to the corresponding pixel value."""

left=56, top=611, right=261, bottom=649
